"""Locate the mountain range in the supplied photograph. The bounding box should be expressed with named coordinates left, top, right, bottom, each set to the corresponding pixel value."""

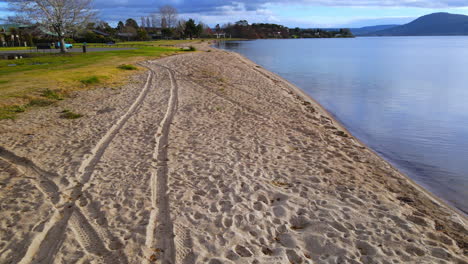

left=350, top=25, right=399, bottom=36
left=351, top=12, right=468, bottom=36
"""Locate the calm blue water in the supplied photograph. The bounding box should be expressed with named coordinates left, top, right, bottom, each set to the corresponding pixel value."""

left=217, top=37, right=468, bottom=214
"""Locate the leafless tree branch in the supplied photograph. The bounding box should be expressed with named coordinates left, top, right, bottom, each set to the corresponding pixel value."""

left=8, top=0, right=96, bottom=52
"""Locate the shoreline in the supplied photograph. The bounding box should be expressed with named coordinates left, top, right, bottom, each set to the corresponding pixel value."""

left=0, top=42, right=466, bottom=262
left=235, top=49, right=467, bottom=219
left=213, top=40, right=467, bottom=219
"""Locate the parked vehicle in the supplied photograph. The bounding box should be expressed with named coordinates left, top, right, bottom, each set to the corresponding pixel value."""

left=55, top=42, right=73, bottom=49
left=36, top=43, right=53, bottom=49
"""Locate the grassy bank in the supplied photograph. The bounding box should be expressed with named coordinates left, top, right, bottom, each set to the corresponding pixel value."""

left=0, top=39, right=216, bottom=119
left=0, top=47, right=31, bottom=51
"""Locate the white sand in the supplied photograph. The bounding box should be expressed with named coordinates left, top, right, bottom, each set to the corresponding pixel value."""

left=0, top=42, right=466, bottom=264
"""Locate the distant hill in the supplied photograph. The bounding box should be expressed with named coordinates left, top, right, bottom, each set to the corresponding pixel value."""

left=319, top=26, right=399, bottom=36
left=351, top=25, right=399, bottom=36
left=369, top=12, right=468, bottom=36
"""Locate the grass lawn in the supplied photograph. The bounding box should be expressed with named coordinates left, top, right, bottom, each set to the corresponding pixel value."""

left=0, top=39, right=215, bottom=119
left=0, top=47, right=31, bottom=51
left=72, top=38, right=242, bottom=47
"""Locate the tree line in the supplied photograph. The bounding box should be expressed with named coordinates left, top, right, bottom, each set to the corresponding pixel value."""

left=3, top=0, right=353, bottom=53
left=219, top=20, right=353, bottom=39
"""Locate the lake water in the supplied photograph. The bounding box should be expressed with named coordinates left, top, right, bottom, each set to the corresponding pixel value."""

left=217, top=37, right=468, bottom=214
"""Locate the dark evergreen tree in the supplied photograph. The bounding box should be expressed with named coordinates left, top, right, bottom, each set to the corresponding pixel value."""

left=184, top=19, right=197, bottom=39
left=125, top=18, right=139, bottom=29
left=117, top=21, right=124, bottom=31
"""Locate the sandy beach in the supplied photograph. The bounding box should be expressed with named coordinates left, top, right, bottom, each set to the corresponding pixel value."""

left=0, top=42, right=467, bottom=263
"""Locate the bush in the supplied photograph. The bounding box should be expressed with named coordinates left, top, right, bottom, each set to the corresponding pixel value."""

left=117, top=64, right=137, bottom=70
left=189, top=46, right=196, bottom=51
left=80, top=76, right=100, bottom=85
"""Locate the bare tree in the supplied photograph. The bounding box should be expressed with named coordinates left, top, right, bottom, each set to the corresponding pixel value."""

left=161, top=17, right=167, bottom=29
left=174, top=19, right=186, bottom=39
left=146, top=17, right=151, bottom=29
left=151, top=15, right=158, bottom=28
left=152, top=15, right=158, bottom=28
left=8, top=0, right=95, bottom=53
left=159, top=5, right=178, bottom=28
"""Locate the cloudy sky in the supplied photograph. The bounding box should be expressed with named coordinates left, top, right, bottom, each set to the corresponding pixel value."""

left=1, top=0, right=468, bottom=28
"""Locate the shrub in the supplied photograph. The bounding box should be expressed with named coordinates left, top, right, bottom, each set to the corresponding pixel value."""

left=189, top=46, right=196, bottom=51
left=80, top=76, right=100, bottom=85
left=117, top=64, right=137, bottom=70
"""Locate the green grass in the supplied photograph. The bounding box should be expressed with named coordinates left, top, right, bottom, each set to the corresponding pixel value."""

left=0, top=46, right=178, bottom=77
left=0, top=47, right=31, bottom=51
left=80, top=76, right=100, bottom=85
left=0, top=90, right=66, bottom=119
left=117, top=64, right=137, bottom=70
left=0, top=39, right=217, bottom=118
left=0, top=90, right=64, bottom=119
left=27, top=98, right=55, bottom=107
left=0, top=105, right=26, bottom=119
left=11, top=105, right=26, bottom=113
left=0, top=107, right=18, bottom=119
left=0, top=45, right=179, bottom=107
left=60, top=109, right=83, bottom=119
left=41, top=89, right=63, bottom=100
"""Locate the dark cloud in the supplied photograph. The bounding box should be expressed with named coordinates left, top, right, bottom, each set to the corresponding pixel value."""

left=86, top=0, right=468, bottom=23
left=2, top=0, right=468, bottom=26
left=91, top=0, right=468, bottom=14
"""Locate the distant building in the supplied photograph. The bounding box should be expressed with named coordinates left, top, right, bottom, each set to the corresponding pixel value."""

left=214, top=32, right=226, bottom=38
left=0, top=24, right=58, bottom=47
left=146, top=28, right=162, bottom=39
left=92, top=30, right=110, bottom=37
left=116, top=32, right=135, bottom=40
left=0, top=24, right=30, bottom=47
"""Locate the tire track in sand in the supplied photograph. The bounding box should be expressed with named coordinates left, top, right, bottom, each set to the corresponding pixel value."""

left=0, top=148, right=69, bottom=264
left=11, top=70, right=155, bottom=264
left=143, top=63, right=180, bottom=264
